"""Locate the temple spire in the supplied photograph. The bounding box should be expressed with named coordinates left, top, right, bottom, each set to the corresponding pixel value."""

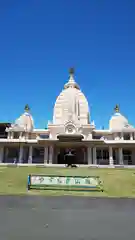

left=69, top=67, right=74, bottom=76
left=114, top=104, right=119, bottom=113
left=24, top=104, right=30, bottom=112
left=68, top=67, right=75, bottom=83
left=64, top=68, right=80, bottom=89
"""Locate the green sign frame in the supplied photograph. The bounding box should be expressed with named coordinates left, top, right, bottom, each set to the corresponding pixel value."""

left=27, top=175, right=103, bottom=192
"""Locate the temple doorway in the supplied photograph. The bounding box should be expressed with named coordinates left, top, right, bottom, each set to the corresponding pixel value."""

left=57, top=147, right=87, bottom=164
left=57, top=149, right=76, bottom=164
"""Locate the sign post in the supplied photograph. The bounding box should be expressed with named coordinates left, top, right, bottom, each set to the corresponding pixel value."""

left=27, top=175, right=103, bottom=192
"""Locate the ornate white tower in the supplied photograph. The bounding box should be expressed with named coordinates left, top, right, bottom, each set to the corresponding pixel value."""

left=53, top=68, right=90, bottom=125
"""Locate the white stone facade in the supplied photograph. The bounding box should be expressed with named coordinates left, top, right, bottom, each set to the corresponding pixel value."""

left=0, top=69, right=135, bottom=165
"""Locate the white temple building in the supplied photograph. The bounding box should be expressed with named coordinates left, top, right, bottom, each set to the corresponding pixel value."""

left=0, top=68, right=135, bottom=165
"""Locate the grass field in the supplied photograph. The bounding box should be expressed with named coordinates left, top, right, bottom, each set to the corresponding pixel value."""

left=0, top=166, right=135, bottom=197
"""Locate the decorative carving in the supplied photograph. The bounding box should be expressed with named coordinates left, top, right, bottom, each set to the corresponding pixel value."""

left=65, top=121, right=76, bottom=134
left=124, top=124, right=130, bottom=128
left=77, top=126, right=83, bottom=133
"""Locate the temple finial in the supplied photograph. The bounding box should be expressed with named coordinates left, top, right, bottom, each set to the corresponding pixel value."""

left=24, top=104, right=30, bottom=112
left=64, top=67, right=80, bottom=89
left=114, top=104, right=119, bottom=112
left=69, top=67, right=74, bottom=76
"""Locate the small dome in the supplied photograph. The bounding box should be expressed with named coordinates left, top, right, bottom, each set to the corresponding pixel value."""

left=109, top=105, right=128, bottom=130
left=53, top=68, right=89, bottom=125
left=14, top=104, right=34, bottom=132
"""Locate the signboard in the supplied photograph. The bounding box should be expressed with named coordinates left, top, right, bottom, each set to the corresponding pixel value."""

left=27, top=175, right=103, bottom=192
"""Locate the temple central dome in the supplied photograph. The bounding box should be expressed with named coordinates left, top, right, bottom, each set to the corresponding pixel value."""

left=53, top=68, right=89, bottom=125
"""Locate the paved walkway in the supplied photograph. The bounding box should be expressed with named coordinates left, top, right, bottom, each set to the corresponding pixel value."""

left=0, top=196, right=135, bottom=240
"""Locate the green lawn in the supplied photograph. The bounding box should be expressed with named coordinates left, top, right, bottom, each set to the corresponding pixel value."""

left=0, top=166, right=135, bottom=197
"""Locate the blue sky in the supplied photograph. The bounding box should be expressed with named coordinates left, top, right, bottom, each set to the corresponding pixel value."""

left=0, top=0, right=135, bottom=129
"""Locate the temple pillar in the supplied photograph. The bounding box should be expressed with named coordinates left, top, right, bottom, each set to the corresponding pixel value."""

left=130, top=133, right=133, bottom=140
left=11, top=132, right=14, bottom=139
left=121, top=132, right=124, bottom=140
left=87, top=147, right=92, bottom=164
left=119, top=147, right=123, bottom=165
left=19, top=145, right=23, bottom=163
left=48, top=146, right=54, bottom=164
left=0, top=147, right=4, bottom=163
left=109, top=146, right=114, bottom=166
left=19, top=132, right=23, bottom=139
left=7, top=132, right=10, bottom=139
left=28, top=146, right=33, bottom=164
left=44, top=146, right=48, bottom=164
left=93, top=147, right=97, bottom=164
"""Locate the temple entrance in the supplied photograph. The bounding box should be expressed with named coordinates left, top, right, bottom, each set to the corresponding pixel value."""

left=65, top=150, right=76, bottom=165
left=57, top=147, right=87, bottom=164
left=57, top=149, right=76, bottom=164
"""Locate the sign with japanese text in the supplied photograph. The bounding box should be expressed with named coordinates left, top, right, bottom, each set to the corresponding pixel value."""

left=27, top=175, right=103, bottom=192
